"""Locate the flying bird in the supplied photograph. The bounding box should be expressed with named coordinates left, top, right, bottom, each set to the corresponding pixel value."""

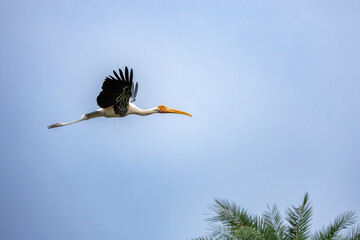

left=48, top=67, right=191, bottom=129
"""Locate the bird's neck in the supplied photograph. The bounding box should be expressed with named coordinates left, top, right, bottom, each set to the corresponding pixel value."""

left=128, top=103, right=159, bottom=116
left=138, top=108, right=159, bottom=116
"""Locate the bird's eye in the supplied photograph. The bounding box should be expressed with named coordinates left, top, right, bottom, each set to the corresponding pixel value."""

left=158, top=105, right=166, bottom=111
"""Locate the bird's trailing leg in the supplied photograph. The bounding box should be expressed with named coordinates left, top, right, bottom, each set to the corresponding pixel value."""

left=47, top=110, right=103, bottom=129
left=47, top=117, right=86, bottom=129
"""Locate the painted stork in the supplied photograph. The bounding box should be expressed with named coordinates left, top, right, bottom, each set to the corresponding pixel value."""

left=47, top=67, right=192, bottom=129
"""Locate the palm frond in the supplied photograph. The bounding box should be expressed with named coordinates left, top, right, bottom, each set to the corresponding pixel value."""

left=192, top=237, right=215, bottom=240
left=311, top=211, right=356, bottom=240
left=209, top=198, right=256, bottom=229
left=263, top=204, right=286, bottom=240
left=232, top=225, right=266, bottom=240
left=208, top=223, right=267, bottom=240
left=344, top=225, right=360, bottom=240
left=285, top=193, right=313, bottom=240
left=254, top=215, right=281, bottom=240
left=209, top=224, right=235, bottom=240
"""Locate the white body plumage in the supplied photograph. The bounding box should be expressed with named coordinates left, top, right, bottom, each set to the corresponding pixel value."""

left=100, top=103, right=159, bottom=118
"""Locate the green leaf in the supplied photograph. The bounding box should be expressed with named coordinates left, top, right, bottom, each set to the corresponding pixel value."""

left=232, top=226, right=265, bottom=240
left=312, top=211, right=356, bottom=240
left=192, top=237, right=215, bottom=240
left=285, top=193, right=313, bottom=240
left=209, top=198, right=256, bottom=229
left=263, top=204, right=286, bottom=240
left=209, top=224, right=236, bottom=240
left=344, top=225, right=360, bottom=240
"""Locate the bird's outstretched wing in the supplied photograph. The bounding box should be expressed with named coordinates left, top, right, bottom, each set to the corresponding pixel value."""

left=97, top=67, right=138, bottom=115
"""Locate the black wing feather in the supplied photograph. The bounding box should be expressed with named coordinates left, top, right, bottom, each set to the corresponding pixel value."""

left=113, top=70, right=121, bottom=81
left=109, top=75, right=117, bottom=80
left=97, top=67, right=136, bottom=115
left=119, top=68, right=125, bottom=81
left=125, top=67, right=129, bottom=81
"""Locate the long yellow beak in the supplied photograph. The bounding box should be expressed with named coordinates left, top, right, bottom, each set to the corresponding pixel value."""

left=163, top=107, right=192, bottom=117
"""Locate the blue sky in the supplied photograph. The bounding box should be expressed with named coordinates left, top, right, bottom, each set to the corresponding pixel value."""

left=0, top=0, right=359, bottom=239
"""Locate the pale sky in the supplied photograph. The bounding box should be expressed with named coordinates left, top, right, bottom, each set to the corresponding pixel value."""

left=0, top=1, right=359, bottom=240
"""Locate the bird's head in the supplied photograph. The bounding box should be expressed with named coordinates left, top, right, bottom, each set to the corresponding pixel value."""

left=157, top=105, right=192, bottom=117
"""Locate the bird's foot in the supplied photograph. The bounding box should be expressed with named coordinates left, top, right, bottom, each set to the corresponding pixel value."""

left=47, top=123, right=64, bottom=129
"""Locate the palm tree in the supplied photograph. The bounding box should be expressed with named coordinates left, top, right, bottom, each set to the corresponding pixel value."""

left=194, top=193, right=359, bottom=240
